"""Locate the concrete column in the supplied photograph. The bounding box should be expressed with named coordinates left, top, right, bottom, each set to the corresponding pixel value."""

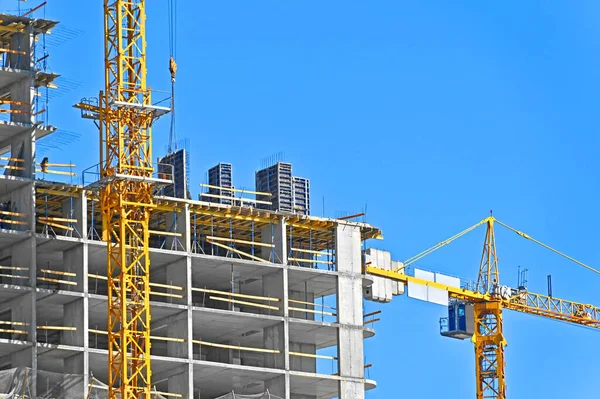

left=10, top=184, right=34, bottom=230
left=9, top=26, right=33, bottom=70
left=166, top=315, right=188, bottom=359
left=64, top=352, right=84, bottom=373
left=8, top=68, right=35, bottom=177
left=263, top=322, right=285, bottom=370
left=335, top=224, right=364, bottom=399
left=13, top=236, right=36, bottom=395
left=64, top=245, right=85, bottom=291
left=183, top=204, right=191, bottom=252
left=265, top=375, right=286, bottom=399
left=289, top=342, right=316, bottom=372
left=260, top=218, right=286, bottom=264
left=81, top=242, right=90, bottom=391
left=168, top=371, right=191, bottom=398
left=61, top=299, right=84, bottom=346
left=10, top=347, right=32, bottom=368
left=185, top=256, right=194, bottom=397
left=166, top=258, right=187, bottom=306
left=11, top=237, right=35, bottom=328
left=3, top=292, right=32, bottom=341
left=262, top=271, right=284, bottom=317
left=288, top=290, right=315, bottom=321
left=7, top=128, right=35, bottom=179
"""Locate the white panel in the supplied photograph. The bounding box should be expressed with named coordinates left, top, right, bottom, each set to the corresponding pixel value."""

left=407, top=282, right=428, bottom=302
left=428, top=286, right=448, bottom=306
left=382, top=250, right=393, bottom=301
left=391, top=261, right=405, bottom=295
left=414, top=269, right=434, bottom=282
left=435, top=273, right=460, bottom=289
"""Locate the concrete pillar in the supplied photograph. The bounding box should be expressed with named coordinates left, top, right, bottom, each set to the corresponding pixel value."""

left=64, top=353, right=84, bottom=373
left=185, top=256, right=194, bottom=397
left=7, top=128, right=35, bottom=179
left=168, top=371, right=191, bottom=398
left=3, top=293, right=32, bottom=341
left=166, top=315, right=188, bottom=359
left=335, top=224, right=364, bottom=399
left=64, top=353, right=88, bottom=398
left=64, top=245, right=85, bottom=291
left=205, top=345, right=232, bottom=364
left=263, top=322, right=285, bottom=370
left=10, top=347, right=32, bottom=368
left=61, top=299, right=84, bottom=346
left=81, top=242, right=90, bottom=391
left=262, top=270, right=284, bottom=317
left=165, top=258, right=187, bottom=306
left=288, top=290, right=315, bottom=321
left=10, top=184, right=34, bottom=230
left=265, top=375, right=286, bottom=399
left=289, top=342, right=316, bottom=372
left=260, top=266, right=290, bottom=398
left=9, top=26, right=33, bottom=70
left=13, top=237, right=36, bottom=395
left=260, top=219, right=286, bottom=263
left=183, top=204, right=191, bottom=252
left=11, top=238, right=35, bottom=336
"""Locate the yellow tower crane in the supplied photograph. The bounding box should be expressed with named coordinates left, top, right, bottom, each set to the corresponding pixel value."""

left=366, top=216, right=600, bottom=399
left=75, top=1, right=171, bottom=398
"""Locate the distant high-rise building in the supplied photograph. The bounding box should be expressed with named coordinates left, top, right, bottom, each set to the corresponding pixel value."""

left=255, top=162, right=310, bottom=215
left=292, top=176, right=310, bottom=216
left=157, top=148, right=190, bottom=199
left=206, top=163, right=234, bottom=205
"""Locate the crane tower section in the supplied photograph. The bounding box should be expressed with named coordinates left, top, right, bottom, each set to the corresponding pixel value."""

left=93, top=1, right=169, bottom=398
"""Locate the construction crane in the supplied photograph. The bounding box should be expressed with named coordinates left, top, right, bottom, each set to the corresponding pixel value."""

left=366, top=215, right=600, bottom=399
left=75, top=1, right=171, bottom=398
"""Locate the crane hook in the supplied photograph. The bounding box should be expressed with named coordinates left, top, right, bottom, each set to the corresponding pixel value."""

left=169, top=56, right=177, bottom=83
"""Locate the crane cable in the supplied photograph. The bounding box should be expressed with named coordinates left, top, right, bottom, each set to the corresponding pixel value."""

left=494, top=219, right=600, bottom=276
left=401, top=216, right=492, bottom=269
left=168, top=0, right=178, bottom=153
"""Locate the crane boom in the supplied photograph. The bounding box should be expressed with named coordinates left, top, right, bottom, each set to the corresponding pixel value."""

left=366, top=266, right=600, bottom=329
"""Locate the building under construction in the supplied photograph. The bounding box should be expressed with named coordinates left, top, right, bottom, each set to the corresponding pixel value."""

left=0, top=8, right=384, bottom=399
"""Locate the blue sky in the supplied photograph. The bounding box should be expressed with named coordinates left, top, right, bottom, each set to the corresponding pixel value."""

left=7, top=0, right=600, bottom=397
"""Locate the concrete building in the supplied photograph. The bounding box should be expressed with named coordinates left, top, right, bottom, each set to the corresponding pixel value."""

left=157, top=148, right=191, bottom=199
left=0, top=9, right=382, bottom=399
left=206, top=163, right=234, bottom=205
left=256, top=162, right=310, bottom=215
left=292, top=176, right=310, bottom=216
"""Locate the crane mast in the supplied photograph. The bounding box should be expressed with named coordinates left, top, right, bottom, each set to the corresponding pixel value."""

left=101, top=1, right=155, bottom=397
left=475, top=219, right=505, bottom=399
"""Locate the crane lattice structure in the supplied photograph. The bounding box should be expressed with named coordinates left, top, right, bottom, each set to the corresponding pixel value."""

left=76, top=1, right=171, bottom=398
left=366, top=216, right=600, bottom=399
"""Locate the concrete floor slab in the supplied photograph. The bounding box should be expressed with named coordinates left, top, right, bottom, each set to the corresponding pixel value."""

left=192, top=361, right=283, bottom=398
left=289, top=372, right=376, bottom=399
left=192, top=306, right=282, bottom=348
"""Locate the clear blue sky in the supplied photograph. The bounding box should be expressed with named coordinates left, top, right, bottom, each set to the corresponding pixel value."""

left=9, top=0, right=600, bottom=397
